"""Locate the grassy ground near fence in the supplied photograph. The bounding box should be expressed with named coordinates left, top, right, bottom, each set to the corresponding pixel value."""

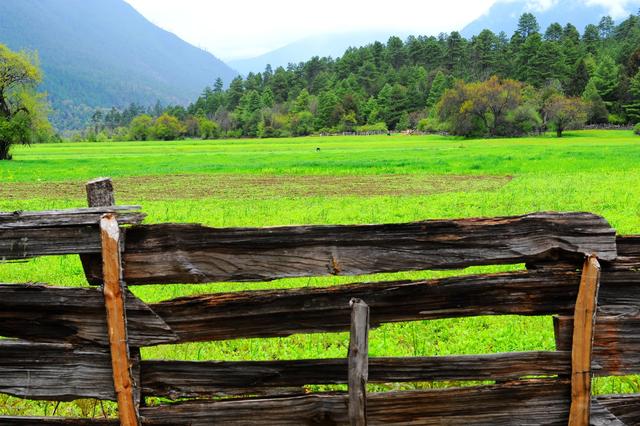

left=1, top=129, right=639, bottom=416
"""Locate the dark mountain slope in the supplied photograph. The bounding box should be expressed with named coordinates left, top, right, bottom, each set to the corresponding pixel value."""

left=0, top=0, right=237, bottom=129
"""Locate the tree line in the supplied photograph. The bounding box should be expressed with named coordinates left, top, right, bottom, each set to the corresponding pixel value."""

left=77, top=11, right=640, bottom=141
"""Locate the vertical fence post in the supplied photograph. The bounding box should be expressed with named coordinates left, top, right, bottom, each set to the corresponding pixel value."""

left=568, top=254, right=601, bottom=426
left=81, top=178, right=116, bottom=285
left=101, top=213, right=140, bottom=426
left=348, top=298, right=369, bottom=426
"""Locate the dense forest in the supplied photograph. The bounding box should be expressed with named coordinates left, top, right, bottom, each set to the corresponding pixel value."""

left=82, top=11, right=640, bottom=141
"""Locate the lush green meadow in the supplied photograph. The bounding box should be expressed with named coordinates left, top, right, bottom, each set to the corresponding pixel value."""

left=1, top=129, right=640, bottom=416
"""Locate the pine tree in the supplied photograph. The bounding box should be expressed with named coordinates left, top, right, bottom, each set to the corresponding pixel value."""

left=426, top=71, right=448, bottom=109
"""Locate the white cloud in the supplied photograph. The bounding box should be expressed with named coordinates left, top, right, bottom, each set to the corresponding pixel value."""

left=525, top=0, right=559, bottom=12
left=585, top=0, right=637, bottom=17
left=124, top=0, right=639, bottom=61
left=124, top=0, right=495, bottom=60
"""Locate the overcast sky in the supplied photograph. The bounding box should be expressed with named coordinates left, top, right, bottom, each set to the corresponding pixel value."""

left=123, top=0, right=636, bottom=61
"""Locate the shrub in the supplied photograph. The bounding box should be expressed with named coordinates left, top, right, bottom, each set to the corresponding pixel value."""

left=608, top=114, right=626, bottom=126
left=417, top=117, right=445, bottom=133
left=634, top=123, right=640, bottom=135
left=355, top=122, right=388, bottom=132
left=152, top=113, right=185, bottom=141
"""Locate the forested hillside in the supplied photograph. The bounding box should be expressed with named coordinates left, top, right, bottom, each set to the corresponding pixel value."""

left=86, top=12, right=640, bottom=141
left=0, top=0, right=237, bottom=130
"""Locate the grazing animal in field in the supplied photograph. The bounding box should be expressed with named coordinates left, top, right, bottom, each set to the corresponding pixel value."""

left=316, top=147, right=321, bottom=152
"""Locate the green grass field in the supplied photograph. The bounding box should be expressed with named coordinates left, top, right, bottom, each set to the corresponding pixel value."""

left=1, top=129, right=640, bottom=417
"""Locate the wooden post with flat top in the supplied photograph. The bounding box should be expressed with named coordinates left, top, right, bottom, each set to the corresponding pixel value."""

left=568, top=254, right=601, bottom=426
left=87, top=178, right=140, bottom=425
left=348, top=298, right=369, bottom=426
left=101, top=213, right=140, bottom=426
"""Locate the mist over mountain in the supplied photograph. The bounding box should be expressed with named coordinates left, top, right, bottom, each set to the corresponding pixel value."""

left=461, top=0, right=638, bottom=37
left=229, top=31, right=410, bottom=75
left=0, top=0, right=237, bottom=130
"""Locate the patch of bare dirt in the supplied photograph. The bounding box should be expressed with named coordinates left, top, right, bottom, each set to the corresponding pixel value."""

left=0, top=174, right=513, bottom=201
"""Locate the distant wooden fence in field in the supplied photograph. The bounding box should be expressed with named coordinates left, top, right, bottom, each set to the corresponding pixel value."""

left=1, top=178, right=640, bottom=425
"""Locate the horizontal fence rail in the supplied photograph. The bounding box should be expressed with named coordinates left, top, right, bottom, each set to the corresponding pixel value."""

left=2, top=178, right=640, bottom=425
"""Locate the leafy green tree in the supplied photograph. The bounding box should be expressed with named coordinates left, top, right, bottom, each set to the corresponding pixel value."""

left=290, top=111, right=314, bottom=136
left=598, top=16, right=615, bottom=39
left=544, top=23, right=563, bottom=41
left=226, top=76, right=245, bottom=110
left=582, top=24, right=601, bottom=54
left=471, top=30, right=498, bottom=78
left=152, top=113, right=184, bottom=140
left=396, top=112, right=410, bottom=131
left=582, top=79, right=609, bottom=124
left=514, top=13, right=540, bottom=42
left=261, top=87, right=275, bottom=108
left=544, top=95, right=587, bottom=137
left=439, top=76, right=528, bottom=137
left=426, top=71, right=448, bottom=109
left=292, top=88, right=311, bottom=113
left=198, top=117, right=219, bottom=139
left=0, top=44, right=51, bottom=160
left=316, top=91, right=341, bottom=129
left=128, top=114, right=153, bottom=140
left=592, top=55, right=620, bottom=101
left=624, top=70, right=640, bottom=123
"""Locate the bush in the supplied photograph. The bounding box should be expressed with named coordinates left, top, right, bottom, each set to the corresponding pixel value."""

left=152, top=113, right=185, bottom=141
left=355, top=122, right=388, bottom=132
left=634, top=123, right=640, bottom=135
left=608, top=114, right=626, bottom=126
left=417, top=117, right=445, bottom=133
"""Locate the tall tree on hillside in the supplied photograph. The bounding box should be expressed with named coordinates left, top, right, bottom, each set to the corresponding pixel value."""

left=0, top=44, right=51, bottom=160
left=514, top=13, right=540, bottom=43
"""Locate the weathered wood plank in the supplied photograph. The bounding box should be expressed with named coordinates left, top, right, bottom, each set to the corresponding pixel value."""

left=121, top=212, right=617, bottom=284
left=348, top=299, right=369, bottom=426
left=597, top=394, right=640, bottom=425
left=100, top=214, right=140, bottom=426
left=0, top=340, right=140, bottom=401
left=140, top=351, right=571, bottom=399
left=0, top=206, right=144, bottom=230
left=0, top=284, right=177, bottom=346
left=138, top=380, right=571, bottom=425
left=590, top=401, right=627, bottom=426
left=555, top=315, right=640, bottom=376
left=151, top=270, right=583, bottom=343
left=569, top=255, right=601, bottom=426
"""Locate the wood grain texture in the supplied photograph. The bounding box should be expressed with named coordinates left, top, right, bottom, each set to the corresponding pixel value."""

left=81, top=177, right=117, bottom=286
left=150, top=270, right=583, bottom=344
left=0, top=206, right=143, bottom=230
left=597, top=394, right=640, bottom=425
left=121, top=212, right=617, bottom=285
left=140, top=351, right=571, bottom=399
left=348, top=299, right=369, bottom=426
left=0, top=283, right=177, bottom=346
left=0, top=206, right=144, bottom=261
left=590, top=401, right=626, bottom=426
left=569, top=255, right=601, bottom=426
left=0, top=340, right=139, bottom=401
left=554, top=314, right=640, bottom=376
left=100, top=214, right=140, bottom=426
left=138, top=380, right=572, bottom=425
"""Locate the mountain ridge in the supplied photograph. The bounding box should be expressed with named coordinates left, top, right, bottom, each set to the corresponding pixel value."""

left=0, top=0, right=237, bottom=129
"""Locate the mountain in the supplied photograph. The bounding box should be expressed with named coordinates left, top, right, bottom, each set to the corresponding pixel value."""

left=229, top=31, right=410, bottom=75
left=0, top=0, right=237, bottom=130
left=461, top=0, right=638, bottom=38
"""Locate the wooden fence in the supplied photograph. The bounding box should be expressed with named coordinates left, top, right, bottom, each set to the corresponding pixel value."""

left=1, top=178, right=639, bottom=425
